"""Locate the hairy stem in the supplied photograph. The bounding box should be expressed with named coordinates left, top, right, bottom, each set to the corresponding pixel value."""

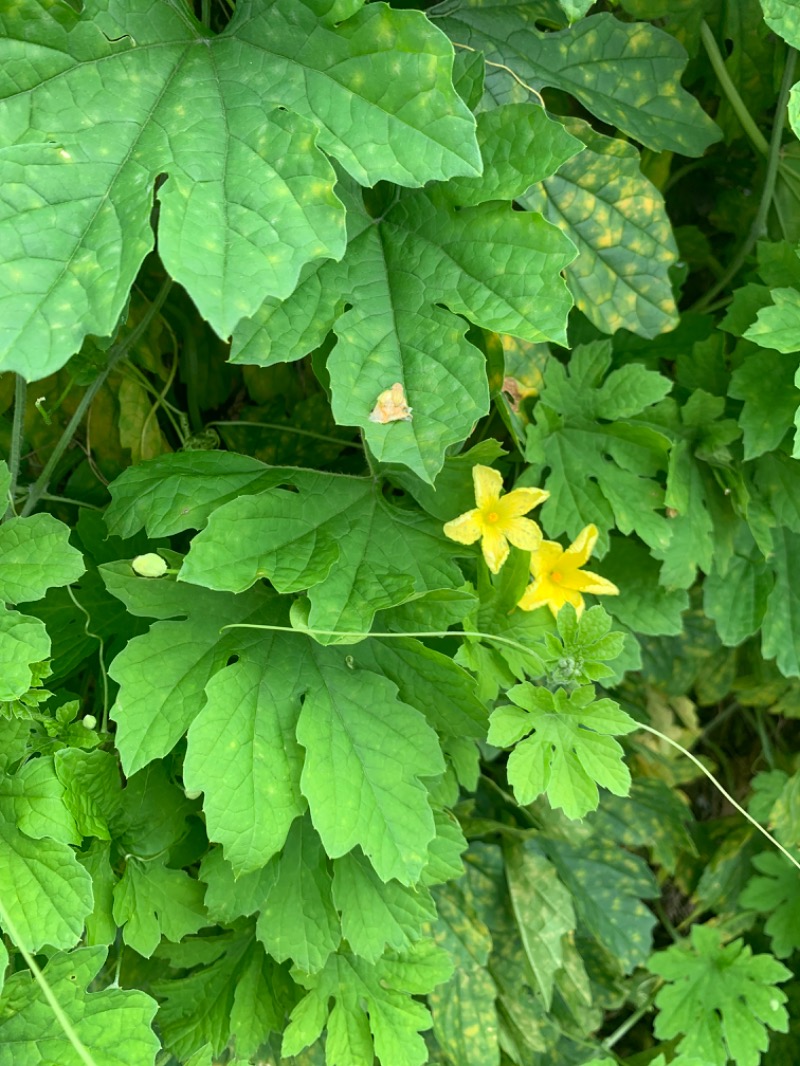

left=700, top=22, right=770, bottom=156
left=692, top=44, right=797, bottom=312
left=20, top=277, right=173, bottom=518
left=3, top=375, right=27, bottom=521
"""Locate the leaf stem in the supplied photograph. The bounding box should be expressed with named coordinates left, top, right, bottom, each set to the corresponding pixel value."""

left=635, top=722, right=800, bottom=873
left=700, top=22, right=770, bottom=157
left=220, top=621, right=544, bottom=667
left=601, top=987, right=660, bottom=1051
left=3, top=374, right=27, bottom=521
left=0, top=897, right=99, bottom=1066
left=691, top=43, right=797, bottom=312
left=451, top=42, right=545, bottom=106
left=20, top=277, right=173, bottom=518
left=209, top=420, right=362, bottom=450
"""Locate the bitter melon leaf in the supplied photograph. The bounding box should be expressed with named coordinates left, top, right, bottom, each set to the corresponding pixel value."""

left=232, top=159, right=576, bottom=481
left=78, top=840, right=118, bottom=948
left=729, top=349, right=800, bottom=458
left=650, top=924, right=791, bottom=1066
left=433, top=5, right=721, bottom=155
left=255, top=817, right=340, bottom=973
left=332, top=849, right=436, bottom=963
left=0, top=607, right=50, bottom=702
left=740, top=852, right=800, bottom=959
left=0, top=513, right=85, bottom=603
left=103, top=569, right=269, bottom=775
left=296, top=655, right=444, bottom=885
left=153, top=931, right=288, bottom=1060
left=105, top=578, right=446, bottom=884
left=704, top=539, right=773, bottom=647
left=545, top=837, right=659, bottom=973
left=55, top=748, right=122, bottom=841
left=112, top=857, right=208, bottom=958
left=600, top=537, right=688, bottom=636
left=590, top=777, right=695, bottom=874
left=200, top=848, right=274, bottom=924
left=282, top=940, right=453, bottom=1066
left=504, top=841, right=575, bottom=1009
left=525, top=341, right=673, bottom=553
left=428, top=881, right=499, bottom=1066
left=651, top=391, right=741, bottom=589
left=523, top=117, right=679, bottom=339
left=179, top=470, right=463, bottom=635
left=105, top=451, right=286, bottom=538
left=0, top=946, right=159, bottom=1066
left=762, top=527, right=800, bottom=677
left=8, top=755, right=80, bottom=845
left=0, top=0, right=481, bottom=379
left=183, top=644, right=307, bottom=874
left=0, top=804, right=93, bottom=951
left=488, top=682, right=638, bottom=819
left=761, top=0, right=800, bottom=48
left=443, top=103, right=582, bottom=207
left=744, top=288, right=800, bottom=353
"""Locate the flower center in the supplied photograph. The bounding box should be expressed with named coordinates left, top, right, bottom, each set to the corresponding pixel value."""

left=485, top=511, right=500, bottom=524
left=551, top=570, right=563, bottom=583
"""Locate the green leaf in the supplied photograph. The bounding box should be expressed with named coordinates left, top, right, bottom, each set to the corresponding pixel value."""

left=179, top=469, right=463, bottom=634
left=762, top=527, right=800, bottom=677
left=729, top=349, right=800, bottom=458
left=649, top=924, right=791, bottom=1066
left=106, top=580, right=446, bottom=884
left=0, top=803, right=93, bottom=951
left=523, top=117, right=679, bottom=339
left=77, top=839, right=118, bottom=947
left=589, top=777, right=695, bottom=874
left=55, top=748, right=122, bottom=841
left=200, top=847, right=275, bottom=924
left=0, top=607, right=50, bottom=702
left=443, top=103, right=582, bottom=207
left=489, top=683, right=637, bottom=819
left=183, top=645, right=307, bottom=874
left=525, top=341, right=673, bottom=554
left=256, top=817, right=341, bottom=973
left=433, top=7, right=721, bottom=155
left=545, top=837, right=659, bottom=974
left=0, top=946, right=159, bottom=1066
left=232, top=161, right=575, bottom=481
left=755, top=451, right=800, bottom=533
left=105, top=451, right=284, bottom=538
left=740, top=852, right=800, bottom=959
left=504, top=841, right=575, bottom=1008
left=600, top=537, right=688, bottom=636
left=0, top=513, right=85, bottom=603
left=0, top=0, right=480, bottom=378
left=744, top=287, right=800, bottom=352
left=153, top=930, right=289, bottom=1061
left=8, top=755, right=80, bottom=845
left=428, top=881, right=500, bottom=1066
left=704, top=537, right=773, bottom=647
left=112, top=857, right=208, bottom=958
left=283, top=941, right=453, bottom=1066
left=333, top=849, right=436, bottom=963
left=760, top=0, right=800, bottom=48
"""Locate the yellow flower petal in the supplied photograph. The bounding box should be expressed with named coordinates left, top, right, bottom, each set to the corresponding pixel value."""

left=496, top=485, right=549, bottom=519
left=517, top=581, right=551, bottom=613
left=443, top=509, right=482, bottom=545
left=472, top=464, right=503, bottom=509
left=480, top=525, right=510, bottom=574
left=503, top=516, right=543, bottom=551
left=529, top=540, right=564, bottom=579
left=564, top=569, right=619, bottom=596
left=564, top=524, right=599, bottom=568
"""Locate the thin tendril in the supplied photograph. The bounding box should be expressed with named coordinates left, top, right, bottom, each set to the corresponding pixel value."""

left=0, top=898, right=99, bottom=1066
left=66, top=586, right=109, bottom=732
left=452, top=42, right=545, bottom=106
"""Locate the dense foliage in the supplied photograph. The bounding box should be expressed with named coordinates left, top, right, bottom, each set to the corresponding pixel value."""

left=1, top=0, right=800, bottom=1063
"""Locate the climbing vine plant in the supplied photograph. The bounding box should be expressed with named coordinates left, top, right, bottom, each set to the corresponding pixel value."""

left=1, top=0, right=800, bottom=1064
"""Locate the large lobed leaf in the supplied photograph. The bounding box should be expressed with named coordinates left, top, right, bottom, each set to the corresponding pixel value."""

left=231, top=104, right=579, bottom=480
left=0, top=0, right=481, bottom=379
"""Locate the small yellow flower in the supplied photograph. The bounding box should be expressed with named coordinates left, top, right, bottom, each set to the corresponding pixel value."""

left=443, top=464, right=549, bottom=574
left=517, top=523, right=619, bottom=617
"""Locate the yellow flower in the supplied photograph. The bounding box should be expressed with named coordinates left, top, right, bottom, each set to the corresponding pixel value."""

left=517, top=523, right=619, bottom=617
left=443, top=464, right=549, bottom=574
